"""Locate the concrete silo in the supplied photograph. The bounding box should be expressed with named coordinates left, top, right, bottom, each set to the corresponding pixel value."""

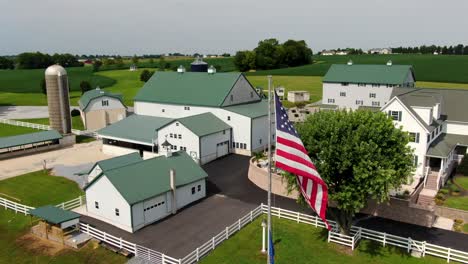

left=45, top=65, right=72, bottom=134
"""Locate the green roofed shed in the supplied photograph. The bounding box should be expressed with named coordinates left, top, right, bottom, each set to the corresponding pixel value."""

left=323, top=64, right=415, bottom=85
left=224, top=100, right=269, bottom=118
left=134, top=72, right=243, bottom=107
left=88, top=152, right=142, bottom=174
left=30, top=205, right=80, bottom=226
left=0, top=130, right=62, bottom=149
left=98, top=115, right=174, bottom=145
left=79, top=88, right=125, bottom=112
left=176, top=113, right=231, bottom=137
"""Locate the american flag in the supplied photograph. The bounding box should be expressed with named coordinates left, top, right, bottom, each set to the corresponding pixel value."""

left=274, top=93, right=330, bottom=230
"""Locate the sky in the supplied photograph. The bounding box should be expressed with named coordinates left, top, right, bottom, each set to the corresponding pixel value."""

left=1, top=0, right=468, bottom=56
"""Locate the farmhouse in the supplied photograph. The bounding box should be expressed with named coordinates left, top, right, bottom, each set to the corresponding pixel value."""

left=98, top=70, right=273, bottom=162
left=321, top=62, right=415, bottom=110
left=84, top=151, right=208, bottom=233
left=78, top=88, right=126, bottom=131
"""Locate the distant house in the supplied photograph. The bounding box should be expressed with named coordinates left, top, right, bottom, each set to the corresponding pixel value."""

left=78, top=88, right=127, bottom=131
left=321, top=62, right=415, bottom=110
left=321, top=50, right=336, bottom=56
left=129, top=64, right=137, bottom=71
left=368, top=48, right=392, bottom=55
left=335, top=50, right=349, bottom=56
left=84, top=151, right=208, bottom=233
left=287, top=91, right=310, bottom=103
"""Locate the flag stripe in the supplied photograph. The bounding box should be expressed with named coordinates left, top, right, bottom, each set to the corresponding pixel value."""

left=276, top=134, right=308, bottom=155
left=276, top=148, right=317, bottom=171
left=275, top=157, right=327, bottom=187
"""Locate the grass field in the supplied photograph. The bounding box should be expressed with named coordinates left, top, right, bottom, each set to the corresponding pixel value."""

left=444, top=196, right=468, bottom=211
left=0, top=67, right=116, bottom=106
left=0, top=123, right=41, bottom=137
left=455, top=176, right=468, bottom=190
left=17, top=116, right=85, bottom=131
left=248, top=54, right=468, bottom=84
left=95, top=69, right=146, bottom=106
left=0, top=172, right=125, bottom=263
left=0, top=170, right=83, bottom=207
left=201, top=217, right=445, bottom=264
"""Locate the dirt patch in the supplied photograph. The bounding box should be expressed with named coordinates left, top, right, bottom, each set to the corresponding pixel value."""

left=331, top=243, right=354, bottom=256
left=16, top=234, right=67, bottom=256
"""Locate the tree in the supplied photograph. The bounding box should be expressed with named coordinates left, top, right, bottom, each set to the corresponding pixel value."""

left=132, top=55, right=139, bottom=64
left=254, top=38, right=283, bottom=69
left=40, top=78, right=47, bottom=95
left=159, top=57, right=167, bottom=70
left=149, top=58, right=155, bottom=65
left=114, top=56, right=124, bottom=67
left=140, top=70, right=154, bottom=82
left=234, top=50, right=256, bottom=72
left=80, top=81, right=92, bottom=94
left=282, top=40, right=313, bottom=67
left=283, top=110, right=414, bottom=234
left=0, top=56, right=14, bottom=69
left=92, top=60, right=103, bottom=72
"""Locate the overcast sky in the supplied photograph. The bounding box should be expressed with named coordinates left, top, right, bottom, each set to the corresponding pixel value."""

left=1, top=0, right=467, bottom=55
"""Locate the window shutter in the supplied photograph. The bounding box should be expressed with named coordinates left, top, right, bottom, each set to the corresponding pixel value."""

left=388, top=110, right=391, bottom=117
left=398, top=111, right=402, bottom=121
left=416, top=133, right=420, bottom=143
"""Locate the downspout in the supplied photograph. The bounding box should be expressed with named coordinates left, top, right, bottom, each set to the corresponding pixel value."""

left=170, top=169, right=177, bottom=214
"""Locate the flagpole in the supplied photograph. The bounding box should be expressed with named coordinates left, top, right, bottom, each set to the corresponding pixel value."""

left=267, top=75, right=272, bottom=264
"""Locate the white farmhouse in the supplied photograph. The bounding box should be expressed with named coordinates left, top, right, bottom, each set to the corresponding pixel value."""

left=78, top=88, right=127, bottom=131
left=382, top=88, right=468, bottom=203
left=84, top=151, right=208, bottom=233
left=321, top=63, right=415, bottom=110
left=98, top=71, right=274, bottom=161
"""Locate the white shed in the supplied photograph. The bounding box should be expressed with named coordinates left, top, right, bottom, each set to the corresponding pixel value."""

left=287, top=91, right=310, bottom=103
left=84, top=151, right=208, bottom=233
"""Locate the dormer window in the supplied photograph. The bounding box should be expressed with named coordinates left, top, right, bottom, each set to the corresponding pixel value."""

left=101, top=100, right=109, bottom=106
left=388, top=111, right=402, bottom=121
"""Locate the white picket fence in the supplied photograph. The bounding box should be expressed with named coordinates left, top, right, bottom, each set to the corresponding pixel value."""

left=55, top=195, right=86, bottom=210
left=0, top=197, right=34, bottom=215
left=0, top=118, right=98, bottom=138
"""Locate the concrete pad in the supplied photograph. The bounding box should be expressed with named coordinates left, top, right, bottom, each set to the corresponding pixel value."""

left=0, top=106, right=79, bottom=119
left=420, top=189, right=437, bottom=197
left=433, top=216, right=454, bottom=230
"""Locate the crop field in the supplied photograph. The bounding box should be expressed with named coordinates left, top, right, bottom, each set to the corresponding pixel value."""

left=248, top=54, right=468, bottom=83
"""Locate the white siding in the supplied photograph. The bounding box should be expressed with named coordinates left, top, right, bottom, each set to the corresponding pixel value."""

left=322, top=83, right=395, bottom=110
left=158, top=122, right=200, bottom=161
left=88, top=165, right=102, bottom=182
left=412, top=107, right=433, bottom=126
left=445, top=122, right=468, bottom=136
left=85, top=176, right=133, bottom=232
left=221, top=75, right=260, bottom=106
left=102, top=144, right=139, bottom=156
left=200, top=130, right=231, bottom=164
left=85, top=96, right=125, bottom=113
left=251, top=115, right=274, bottom=152
left=176, top=179, right=206, bottom=209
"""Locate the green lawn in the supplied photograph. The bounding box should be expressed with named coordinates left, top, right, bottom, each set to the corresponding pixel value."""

left=17, top=115, right=85, bottom=131
left=0, top=170, right=83, bottom=207
left=95, top=69, right=147, bottom=106
left=454, top=176, right=468, bottom=190
left=0, top=67, right=116, bottom=106
left=444, top=196, right=468, bottom=211
left=0, top=123, right=41, bottom=137
left=201, top=217, right=445, bottom=264
left=248, top=54, right=468, bottom=84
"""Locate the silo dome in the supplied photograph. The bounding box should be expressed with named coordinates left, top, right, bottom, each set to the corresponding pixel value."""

left=45, top=64, right=67, bottom=76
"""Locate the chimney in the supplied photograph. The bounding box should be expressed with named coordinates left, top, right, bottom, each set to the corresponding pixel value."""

left=170, top=169, right=177, bottom=214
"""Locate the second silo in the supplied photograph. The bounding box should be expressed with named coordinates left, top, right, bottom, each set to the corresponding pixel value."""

left=190, top=57, right=208, bottom=72
left=45, top=64, right=72, bottom=134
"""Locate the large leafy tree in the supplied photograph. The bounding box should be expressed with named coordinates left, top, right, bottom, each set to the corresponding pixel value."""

left=283, top=110, right=414, bottom=234
left=0, top=56, right=14, bottom=69
left=234, top=50, right=256, bottom=72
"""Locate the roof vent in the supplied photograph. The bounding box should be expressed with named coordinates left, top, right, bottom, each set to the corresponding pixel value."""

left=347, top=60, right=353, bottom=66
left=386, top=60, right=393, bottom=66
left=208, top=65, right=216, bottom=74
left=177, top=65, right=186, bottom=73
left=96, top=86, right=101, bottom=90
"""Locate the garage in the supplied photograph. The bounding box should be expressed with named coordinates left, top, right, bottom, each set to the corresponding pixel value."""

left=216, top=141, right=229, bottom=158
left=143, top=195, right=167, bottom=225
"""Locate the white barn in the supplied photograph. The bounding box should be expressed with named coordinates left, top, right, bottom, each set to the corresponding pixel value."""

left=84, top=151, right=208, bottom=233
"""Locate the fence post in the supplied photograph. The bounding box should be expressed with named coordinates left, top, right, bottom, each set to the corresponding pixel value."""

left=212, top=237, right=215, bottom=249
left=383, top=233, right=386, bottom=247
left=296, top=212, right=300, bottom=223
left=447, top=248, right=451, bottom=263
left=119, top=237, right=123, bottom=248
left=327, top=230, right=331, bottom=243
left=278, top=208, right=281, bottom=219
left=315, top=216, right=318, bottom=227
left=238, top=219, right=241, bottom=230
left=422, top=241, right=426, bottom=257
left=408, top=237, right=411, bottom=253
left=79, top=196, right=83, bottom=207
left=250, top=211, right=253, bottom=222
left=196, top=247, right=200, bottom=261
left=162, top=254, right=165, bottom=263
left=352, top=236, right=355, bottom=251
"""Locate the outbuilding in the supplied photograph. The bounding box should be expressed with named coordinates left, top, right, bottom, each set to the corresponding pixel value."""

left=79, top=88, right=127, bottom=131
left=84, top=151, right=208, bottom=233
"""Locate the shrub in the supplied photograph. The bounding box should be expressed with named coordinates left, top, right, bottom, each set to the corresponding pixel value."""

left=71, top=109, right=81, bottom=117
left=435, top=198, right=444, bottom=205
left=457, top=154, right=468, bottom=176
left=436, top=193, right=445, bottom=200
left=454, top=219, right=464, bottom=225
left=439, top=188, right=449, bottom=195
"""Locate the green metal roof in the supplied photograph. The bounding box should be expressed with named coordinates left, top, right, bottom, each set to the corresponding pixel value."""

left=79, top=88, right=125, bottom=111
left=224, top=100, right=269, bottom=118
left=427, top=133, right=468, bottom=158
left=134, top=72, right=243, bottom=107
left=30, top=205, right=80, bottom=224
left=176, top=113, right=231, bottom=137
left=98, top=115, right=173, bottom=145
left=0, top=130, right=62, bottom=149
left=85, top=151, right=208, bottom=205
left=323, top=64, right=414, bottom=85
left=90, top=152, right=142, bottom=174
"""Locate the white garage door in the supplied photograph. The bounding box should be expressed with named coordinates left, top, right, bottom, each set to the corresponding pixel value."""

left=216, top=141, right=229, bottom=158
left=143, top=196, right=167, bottom=225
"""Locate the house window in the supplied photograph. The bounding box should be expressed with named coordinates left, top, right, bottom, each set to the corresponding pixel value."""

left=409, top=132, right=420, bottom=143
left=413, top=155, right=419, bottom=167
left=341, top=83, right=349, bottom=86
left=230, top=95, right=234, bottom=101
left=355, top=100, right=363, bottom=105
left=371, top=101, right=380, bottom=107
left=369, top=93, right=376, bottom=98
left=170, top=133, right=173, bottom=138
left=184, top=106, right=190, bottom=110
left=191, top=187, right=196, bottom=195
left=115, top=208, right=120, bottom=216
left=427, top=134, right=431, bottom=143
left=327, top=98, right=335, bottom=104
left=176, top=122, right=179, bottom=126
left=236, top=142, right=239, bottom=148
left=259, top=139, right=262, bottom=144
left=250, top=92, right=254, bottom=98
left=340, top=92, right=346, bottom=97
left=227, top=116, right=231, bottom=121
left=223, top=130, right=226, bottom=135
left=388, top=111, right=402, bottom=121
left=101, top=100, right=109, bottom=106
left=358, top=83, right=366, bottom=87
left=162, top=109, right=165, bottom=112
left=95, top=201, right=99, bottom=209
left=372, top=84, right=380, bottom=88
left=197, top=185, right=201, bottom=192
left=178, top=134, right=182, bottom=139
